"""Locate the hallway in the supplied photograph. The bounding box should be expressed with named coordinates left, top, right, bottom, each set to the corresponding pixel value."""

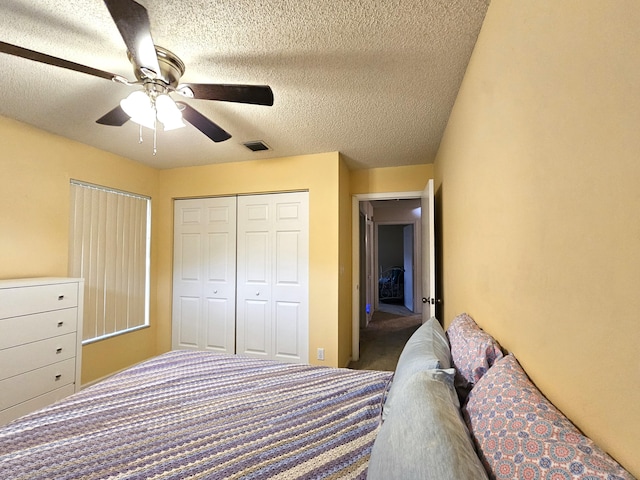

left=348, top=303, right=421, bottom=371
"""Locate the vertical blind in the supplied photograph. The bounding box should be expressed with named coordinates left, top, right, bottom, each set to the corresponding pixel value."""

left=69, top=181, right=151, bottom=343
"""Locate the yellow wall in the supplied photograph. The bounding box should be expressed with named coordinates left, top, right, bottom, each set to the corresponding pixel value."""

left=156, top=152, right=344, bottom=366
left=435, top=1, right=640, bottom=475
left=337, top=156, right=353, bottom=366
left=0, top=116, right=159, bottom=385
left=350, top=164, right=433, bottom=194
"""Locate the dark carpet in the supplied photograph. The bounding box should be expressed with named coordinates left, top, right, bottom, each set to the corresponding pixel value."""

left=348, top=305, right=422, bottom=371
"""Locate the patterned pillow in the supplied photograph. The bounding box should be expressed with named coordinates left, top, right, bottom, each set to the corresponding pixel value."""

left=446, top=313, right=503, bottom=395
left=463, top=354, right=635, bottom=480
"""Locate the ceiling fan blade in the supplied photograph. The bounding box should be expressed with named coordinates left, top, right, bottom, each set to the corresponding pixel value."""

left=96, top=105, right=130, bottom=126
left=177, top=102, right=232, bottom=143
left=0, top=41, right=118, bottom=81
left=103, top=0, right=161, bottom=79
left=180, top=84, right=274, bottom=106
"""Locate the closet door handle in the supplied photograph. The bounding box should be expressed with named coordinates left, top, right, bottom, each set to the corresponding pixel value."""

left=55, top=374, right=62, bottom=381
left=58, top=295, right=65, bottom=301
left=56, top=347, right=63, bottom=354
left=57, top=321, right=64, bottom=327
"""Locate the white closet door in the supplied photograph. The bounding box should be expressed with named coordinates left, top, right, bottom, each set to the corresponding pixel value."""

left=236, top=192, right=309, bottom=363
left=172, top=197, right=237, bottom=352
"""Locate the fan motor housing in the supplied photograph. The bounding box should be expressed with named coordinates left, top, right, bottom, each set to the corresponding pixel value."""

left=128, top=46, right=185, bottom=87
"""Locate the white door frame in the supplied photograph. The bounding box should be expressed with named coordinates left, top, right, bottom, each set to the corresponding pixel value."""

left=351, top=191, right=422, bottom=362
left=422, top=179, right=436, bottom=322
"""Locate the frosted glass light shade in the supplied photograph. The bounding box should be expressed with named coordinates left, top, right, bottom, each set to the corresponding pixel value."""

left=120, top=90, right=185, bottom=131
left=120, top=91, right=156, bottom=130
left=156, top=94, right=185, bottom=131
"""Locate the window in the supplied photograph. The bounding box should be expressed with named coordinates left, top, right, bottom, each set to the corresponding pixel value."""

left=69, top=181, right=151, bottom=344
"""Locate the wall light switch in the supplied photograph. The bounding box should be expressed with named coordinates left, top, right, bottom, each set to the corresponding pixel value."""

left=317, top=348, right=325, bottom=361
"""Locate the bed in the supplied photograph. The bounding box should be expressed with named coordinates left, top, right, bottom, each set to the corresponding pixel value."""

left=0, top=314, right=636, bottom=480
left=0, top=351, right=391, bottom=480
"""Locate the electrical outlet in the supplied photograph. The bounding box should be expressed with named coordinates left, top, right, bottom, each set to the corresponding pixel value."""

left=317, top=348, right=325, bottom=361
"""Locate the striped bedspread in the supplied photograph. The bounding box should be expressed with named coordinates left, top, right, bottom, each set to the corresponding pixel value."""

left=0, top=351, right=392, bottom=480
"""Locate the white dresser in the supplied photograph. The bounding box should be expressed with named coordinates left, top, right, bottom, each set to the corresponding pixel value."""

left=0, top=277, right=84, bottom=425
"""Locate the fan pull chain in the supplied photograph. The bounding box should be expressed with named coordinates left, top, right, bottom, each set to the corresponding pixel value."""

left=153, top=112, right=157, bottom=155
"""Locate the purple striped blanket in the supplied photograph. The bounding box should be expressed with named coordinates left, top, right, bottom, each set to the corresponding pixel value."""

left=0, top=350, right=392, bottom=479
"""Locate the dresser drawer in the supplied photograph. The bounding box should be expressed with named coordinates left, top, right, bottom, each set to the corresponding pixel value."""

left=0, top=358, right=76, bottom=410
left=0, top=282, right=79, bottom=320
left=0, top=333, right=77, bottom=381
left=0, top=384, right=75, bottom=426
left=0, top=308, right=78, bottom=350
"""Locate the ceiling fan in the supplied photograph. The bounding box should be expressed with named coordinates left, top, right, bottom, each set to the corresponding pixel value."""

left=0, top=0, right=274, bottom=146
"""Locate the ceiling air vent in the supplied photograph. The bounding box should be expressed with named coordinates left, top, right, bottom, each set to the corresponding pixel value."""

left=243, top=140, right=270, bottom=152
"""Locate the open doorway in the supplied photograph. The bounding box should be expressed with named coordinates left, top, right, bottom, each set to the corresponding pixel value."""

left=349, top=205, right=423, bottom=371
left=351, top=183, right=436, bottom=365
left=357, top=198, right=422, bottom=327
left=350, top=195, right=422, bottom=369
left=369, top=199, right=422, bottom=315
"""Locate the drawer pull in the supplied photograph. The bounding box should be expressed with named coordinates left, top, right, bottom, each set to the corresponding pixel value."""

left=58, top=295, right=65, bottom=301
left=55, top=374, right=62, bottom=381
left=56, top=347, right=63, bottom=354
left=57, top=321, right=64, bottom=327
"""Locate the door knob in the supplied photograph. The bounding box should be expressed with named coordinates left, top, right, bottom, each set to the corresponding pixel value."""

left=422, top=297, right=428, bottom=304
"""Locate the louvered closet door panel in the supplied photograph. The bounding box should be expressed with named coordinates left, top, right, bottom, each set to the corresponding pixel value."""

left=172, top=197, right=237, bottom=352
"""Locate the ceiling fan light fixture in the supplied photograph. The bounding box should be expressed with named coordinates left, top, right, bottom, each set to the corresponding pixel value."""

left=120, top=90, right=185, bottom=131
left=161, top=118, right=186, bottom=131
left=120, top=90, right=155, bottom=129
left=156, top=94, right=185, bottom=131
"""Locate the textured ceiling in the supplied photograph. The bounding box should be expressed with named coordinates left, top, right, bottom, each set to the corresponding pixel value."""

left=0, top=0, right=489, bottom=170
